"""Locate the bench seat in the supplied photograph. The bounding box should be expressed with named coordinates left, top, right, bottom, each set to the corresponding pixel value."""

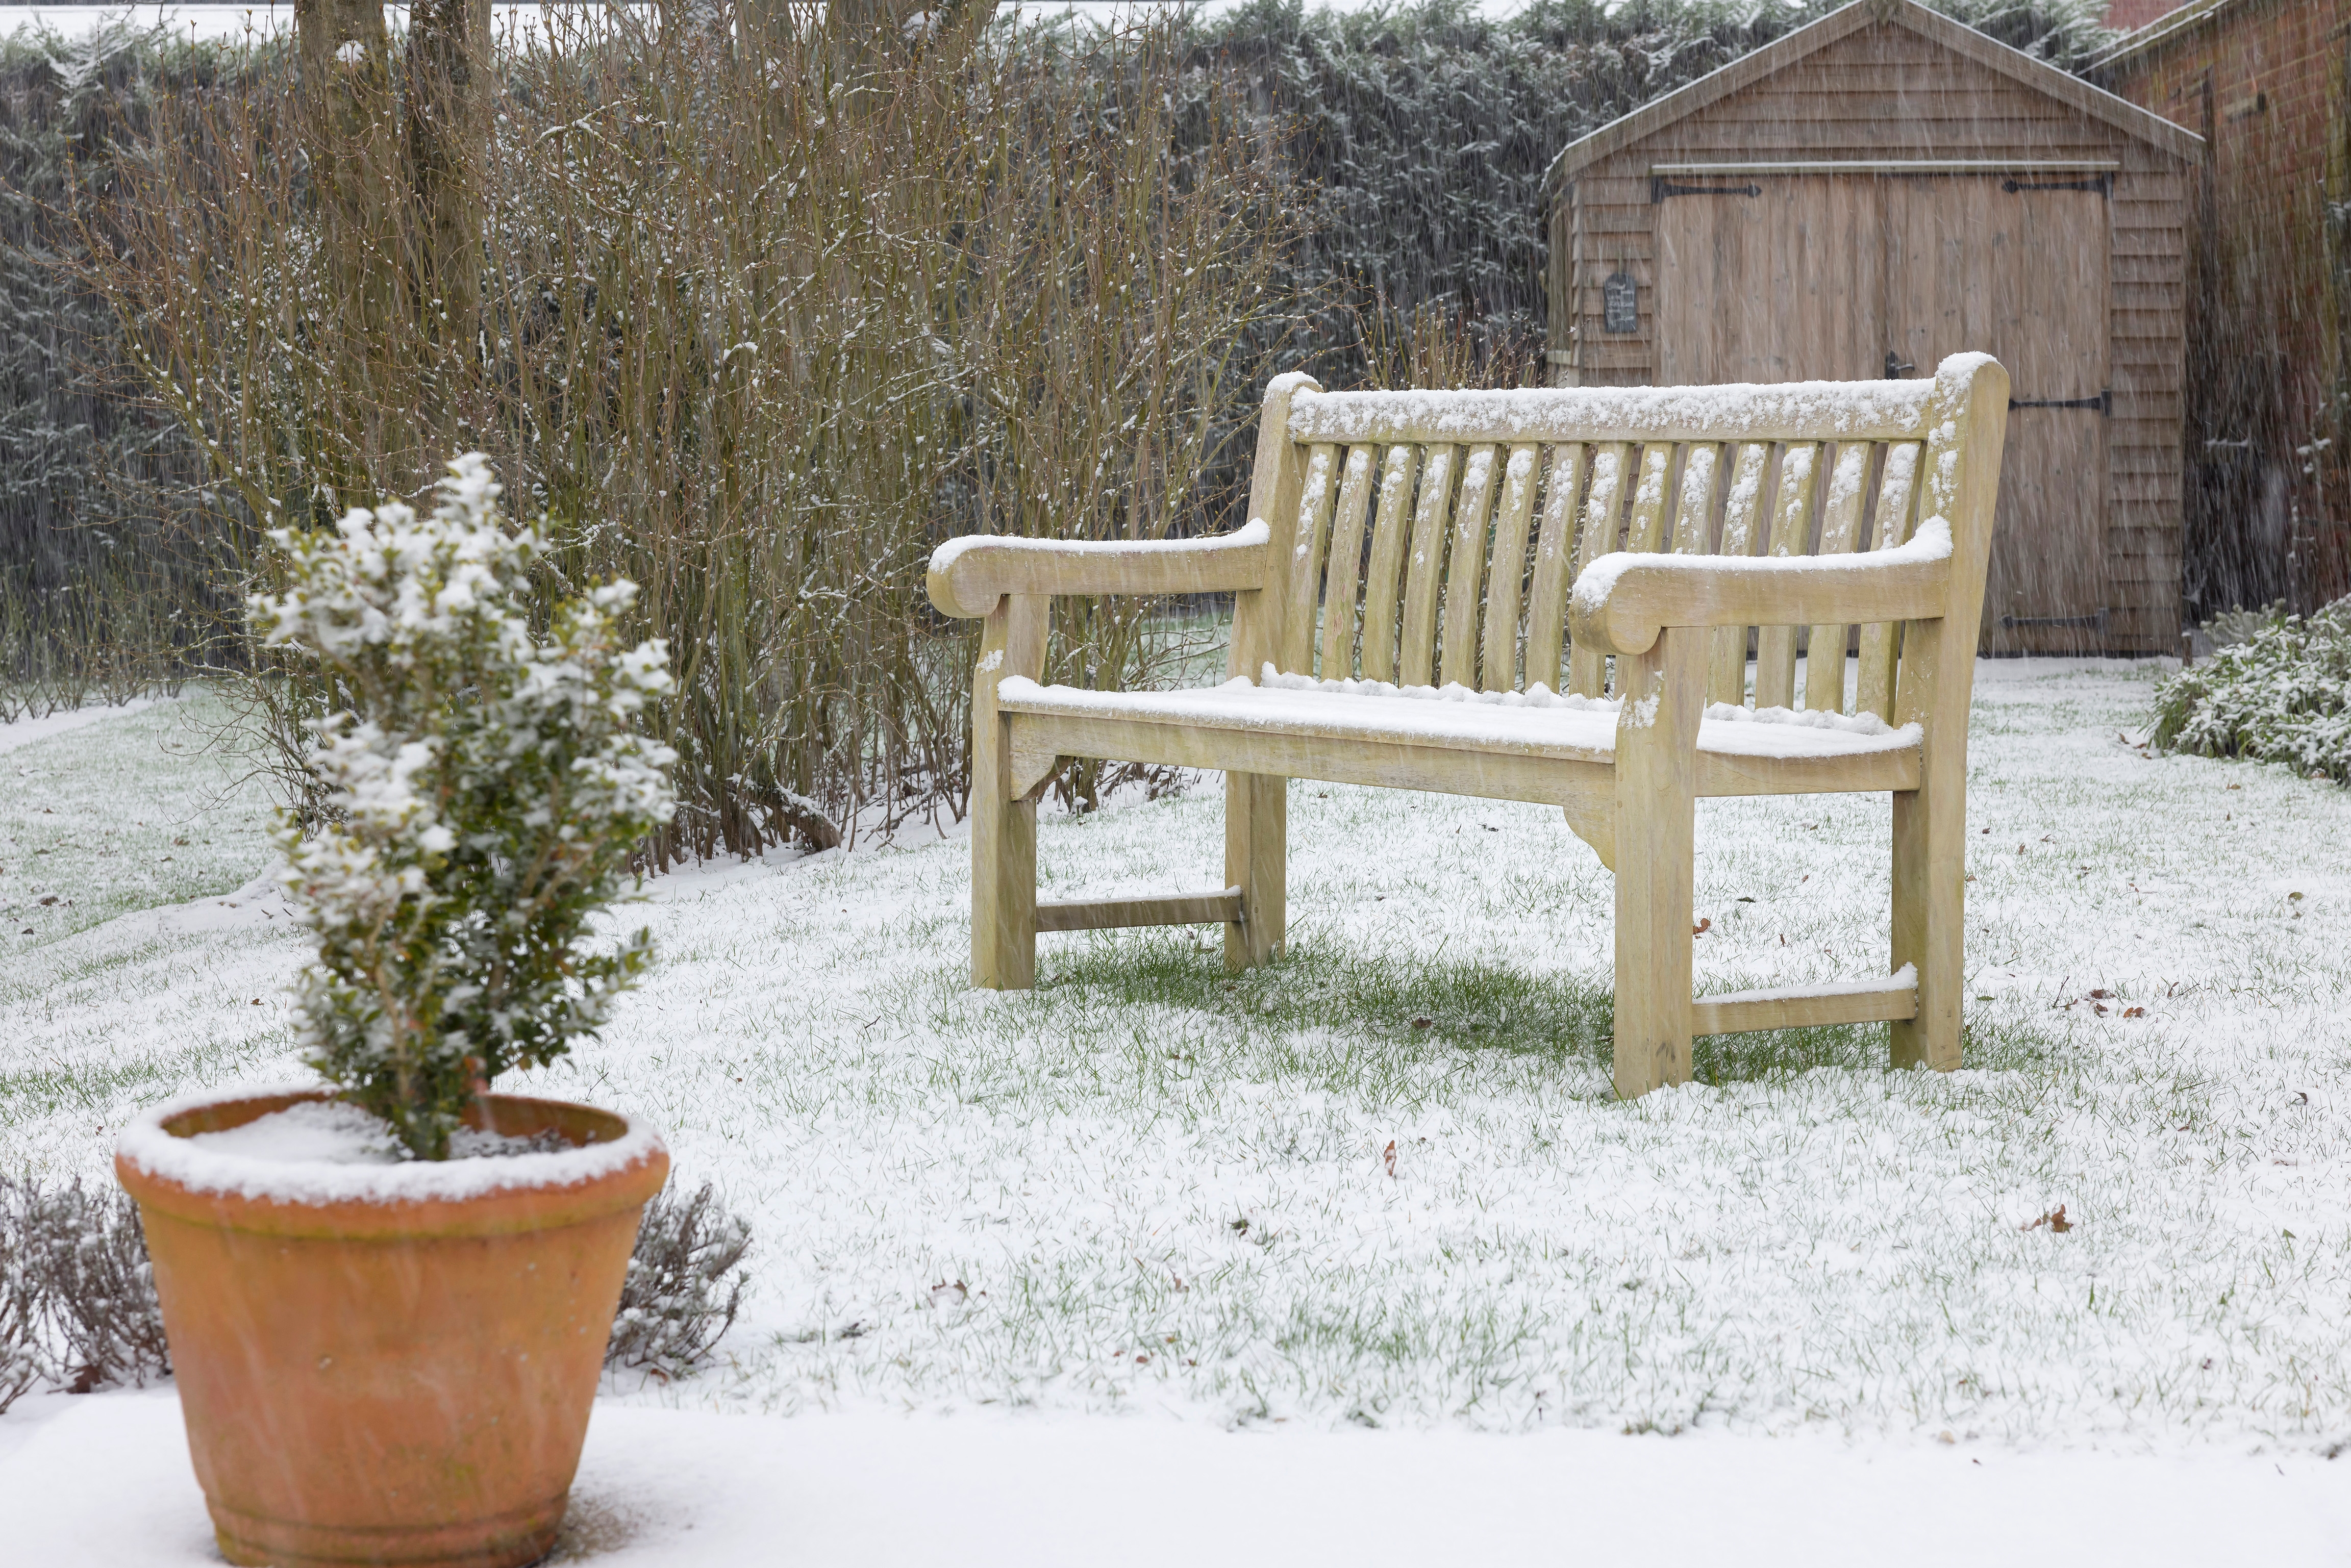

left=997, top=674, right=1924, bottom=802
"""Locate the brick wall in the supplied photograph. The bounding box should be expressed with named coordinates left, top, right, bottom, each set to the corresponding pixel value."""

left=2098, top=0, right=2351, bottom=614
left=2104, top=0, right=2190, bottom=37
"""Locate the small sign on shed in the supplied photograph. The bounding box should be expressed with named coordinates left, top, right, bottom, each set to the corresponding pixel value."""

left=1541, top=0, right=2203, bottom=656
left=1601, top=271, right=1638, bottom=334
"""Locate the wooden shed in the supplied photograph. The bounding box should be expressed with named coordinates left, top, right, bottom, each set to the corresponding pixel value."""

left=1543, top=0, right=2204, bottom=655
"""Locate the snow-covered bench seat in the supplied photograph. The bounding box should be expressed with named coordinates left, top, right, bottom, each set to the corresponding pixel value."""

left=996, top=673, right=1925, bottom=792
left=927, top=355, right=2009, bottom=1097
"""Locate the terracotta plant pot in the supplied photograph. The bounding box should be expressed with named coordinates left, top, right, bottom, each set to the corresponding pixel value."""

left=116, top=1087, right=668, bottom=1568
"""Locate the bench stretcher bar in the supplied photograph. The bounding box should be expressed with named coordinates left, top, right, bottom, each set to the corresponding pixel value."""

left=1036, top=888, right=1246, bottom=933
left=1690, top=975, right=1919, bottom=1037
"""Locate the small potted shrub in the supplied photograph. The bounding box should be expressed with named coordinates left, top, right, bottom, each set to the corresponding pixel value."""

left=116, top=456, right=678, bottom=1568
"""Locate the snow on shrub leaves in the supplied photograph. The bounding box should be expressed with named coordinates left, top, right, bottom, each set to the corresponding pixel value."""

left=2151, top=597, right=2351, bottom=785
left=252, top=454, right=678, bottom=1161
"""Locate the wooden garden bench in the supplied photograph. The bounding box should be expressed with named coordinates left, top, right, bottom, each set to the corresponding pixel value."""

left=926, top=353, right=2008, bottom=1097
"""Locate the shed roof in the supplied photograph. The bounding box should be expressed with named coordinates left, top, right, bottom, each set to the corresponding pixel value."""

left=1545, top=0, right=2204, bottom=194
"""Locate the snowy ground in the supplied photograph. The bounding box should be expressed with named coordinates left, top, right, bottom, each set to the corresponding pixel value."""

left=5, top=1387, right=2347, bottom=1566
left=4, top=660, right=2350, bottom=1558
left=2, top=693, right=276, bottom=952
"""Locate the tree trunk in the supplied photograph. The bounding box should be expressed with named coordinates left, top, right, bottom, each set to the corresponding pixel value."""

left=294, top=0, right=402, bottom=347
left=404, top=0, right=492, bottom=427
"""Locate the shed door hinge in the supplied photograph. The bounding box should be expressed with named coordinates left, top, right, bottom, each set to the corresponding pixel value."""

left=2001, top=610, right=2109, bottom=631
left=2011, top=389, right=2110, bottom=415
left=1650, top=176, right=1762, bottom=203
left=2003, top=173, right=2110, bottom=196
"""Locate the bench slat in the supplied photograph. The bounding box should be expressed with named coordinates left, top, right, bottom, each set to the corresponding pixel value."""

left=1856, top=441, right=1922, bottom=722
left=1569, top=442, right=1630, bottom=698
left=1625, top=442, right=1674, bottom=555
left=1440, top=444, right=1500, bottom=689
left=1695, top=745, right=1920, bottom=796
left=1037, top=889, right=1243, bottom=933
left=1754, top=442, right=1820, bottom=710
left=1013, top=710, right=1617, bottom=808
left=1318, top=445, right=1380, bottom=680
left=1708, top=441, right=1772, bottom=705
left=1672, top=442, right=1720, bottom=557
left=1279, top=443, right=1340, bottom=676
left=1398, top=445, right=1457, bottom=688
left=1523, top=443, right=1587, bottom=694
left=1482, top=444, right=1543, bottom=692
left=1803, top=441, right=1875, bottom=714
left=1006, top=709, right=1918, bottom=801
left=1358, top=444, right=1419, bottom=684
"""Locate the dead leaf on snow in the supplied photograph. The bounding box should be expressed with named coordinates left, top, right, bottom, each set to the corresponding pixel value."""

left=2022, top=1206, right=2072, bottom=1234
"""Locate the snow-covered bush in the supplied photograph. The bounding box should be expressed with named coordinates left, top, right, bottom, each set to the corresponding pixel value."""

left=21, top=1176, right=168, bottom=1391
left=607, top=1181, right=752, bottom=1374
left=252, top=454, right=678, bottom=1160
left=2152, top=597, right=2351, bottom=785
left=0, top=1172, right=169, bottom=1405
left=2199, top=600, right=2289, bottom=650
left=0, top=1178, right=39, bottom=1413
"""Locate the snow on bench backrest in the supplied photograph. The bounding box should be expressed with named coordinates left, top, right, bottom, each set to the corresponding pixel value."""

left=1270, top=374, right=1953, bottom=724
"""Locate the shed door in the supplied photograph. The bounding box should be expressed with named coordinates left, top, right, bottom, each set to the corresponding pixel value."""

left=1886, top=176, right=2111, bottom=654
left=1655, top=170, right=2111, bottom=654
left=1655, top=174, right=1887, bottom=384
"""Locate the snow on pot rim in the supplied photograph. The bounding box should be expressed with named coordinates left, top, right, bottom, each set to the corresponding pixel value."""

left=116, top=1084, right=667, bottom=1237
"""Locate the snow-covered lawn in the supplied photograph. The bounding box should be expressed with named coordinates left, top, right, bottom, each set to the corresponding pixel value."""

left=4, top=660, right=2350, bottom=1560
left=2, top=693, right=277, bottom=949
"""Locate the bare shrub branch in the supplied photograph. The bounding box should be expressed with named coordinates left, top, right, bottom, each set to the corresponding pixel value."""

left=14, top=1175, right=170, bottom=1393
left=81, top=3, right=1302, bottom=857
left=607, top=1181, right=752, bottom=1374
left=0, top=1177, right=44, bottom=1412
left=2, top=1169, right=749, bottom=1394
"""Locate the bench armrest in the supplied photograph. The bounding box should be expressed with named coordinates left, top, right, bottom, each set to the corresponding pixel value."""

left=1567, top=519, right=1954, bottom=656
left=927, top=522, right=1271, bottom=620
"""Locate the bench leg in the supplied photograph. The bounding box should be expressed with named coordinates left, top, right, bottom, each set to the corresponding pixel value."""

left=972, top=775, right=1037, bottom=990
left=1610, top=627, right=1705, bottom=1098
left=1223, top=771, right=1285, bottom=971
left=971, top=596, right=1045, bottom=990
left=1890, top=784, right=1962, bottom=1070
